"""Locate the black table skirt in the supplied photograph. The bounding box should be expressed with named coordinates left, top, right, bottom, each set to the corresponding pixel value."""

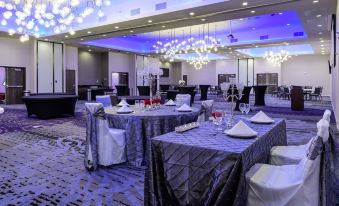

left=253, top=86, right=267, bottom=106
left=199, top=85, right=210, bottom=100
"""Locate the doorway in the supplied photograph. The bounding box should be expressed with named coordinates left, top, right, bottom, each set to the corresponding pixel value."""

left=0, top=67, right=26, bottom=104
left=257, top=73, right=278, bottom=94
left=218, top=74, right=236, bottom=85
left=112, top=72, right=129, bottom=87
left=66, top=70, right=76, bottom=94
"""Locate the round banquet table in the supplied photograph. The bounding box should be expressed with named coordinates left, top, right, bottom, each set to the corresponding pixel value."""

left=105, top=105, right=200, bottom=166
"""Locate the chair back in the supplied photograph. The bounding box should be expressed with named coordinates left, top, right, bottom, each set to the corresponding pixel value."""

left=314, top=87, right=321, bottom=95
left=96, top=95, right=112, bottom=107
left=323, top=109, right=331, bottom=123
left=220, top=82, right=228, bottom=91
left=176, top=94, right=191, bottom=107
left=198, top=100, right=214, bottom=121
left=84, top=103, right=109, bottom=170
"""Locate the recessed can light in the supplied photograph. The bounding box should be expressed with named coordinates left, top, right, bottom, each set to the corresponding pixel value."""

left=250, top=10, right=255, bottom=14
left=316, top=14, right=322, bottom=18
left=65, top=35, right=68, bottom=38
left=189, top=12, right=195, bottom=16
left=161, top=25, right=166, bottom=28
left=130, top=30, right=134, bottom=33
left=317, top=24, right=322, bottom=27
left=87, top=31, right=92, bottom=34
left=242, top=2, right=248, bottom=6
left=115, top=26, right=119, bottom=29
left=286, top=23, right=291, bottom=26
left=313, top=0, right=319, bottom=3
left=201, top=18, right=206, bottom=21
left=148, top=20, right=152, bottom=23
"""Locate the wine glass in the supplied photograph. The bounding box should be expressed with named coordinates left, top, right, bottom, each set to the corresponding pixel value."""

left=239, top=103, right=246, bottom=114
left=245, top=104, right=251, bottom=116
left=140, top=100, right=145, bottom=112
left=213, top=110, right=224, bottom=131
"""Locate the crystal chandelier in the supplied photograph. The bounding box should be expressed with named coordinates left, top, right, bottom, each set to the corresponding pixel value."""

left=187, top=52, right=210, bottom=70
left=264, top=50, right=291, bottom=66
left=0, top=0, right=111, bottom=42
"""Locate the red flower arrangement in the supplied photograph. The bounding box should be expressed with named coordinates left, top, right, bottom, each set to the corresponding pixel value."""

left=145, top=99, right=152, bottom=106
left=212, top=112, right=223, bottom=118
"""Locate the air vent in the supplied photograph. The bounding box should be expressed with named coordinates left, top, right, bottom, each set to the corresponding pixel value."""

left=260, top=35, right=269, bottom=40
left=130, top=8, right=140, bottom=16
left=294, top=32, right=304, bottom=37
left=231, top=38, right=238, bottom=43
left=156, top=2, right=167, bottom=10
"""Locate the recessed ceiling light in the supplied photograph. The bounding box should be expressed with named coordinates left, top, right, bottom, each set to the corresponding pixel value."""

left=123, top=35, right=127, bottom=38
left=320, top=40, right=324, bottom=43
left=279, top=12, right=283, bottom=15
left=252, top=27, right=256, bottom=30
left=286, top=23, right=291, bottom=26
left=80, top=38, right=84, bottom=40
left=201, top=18, right=206, bottom=21
left=148, top=20, right=152, bottom=23
left=318, top=32, right=322, bottom=35
left=115, top=26, right=119, bottom=29
left=65, top=35, right=68, bottom=38
left=317, top=24, right=322, bottom=27
left=316, top=14, right=322, bottom=18
left=88, top=49, right=92, bottom=52
left=313, top=0, right=319, bottom=3
left=255, top=45, right=259, bottom=48
left=242, top=2, right=248, bottom=6
left=130, top=30, right=134, bottom=33
left=189, top=12, right=195, bottom=16
left=320, top=44, right=324, bottom=47
left=161, top=25, right=166, bottom=28
left=250, top=10, right=255, bottom=14
left=103, top=34, right=106, bottom=37
left=87, top=31, right=92, bottom=34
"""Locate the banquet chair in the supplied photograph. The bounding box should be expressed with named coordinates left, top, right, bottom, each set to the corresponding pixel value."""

left=175, top=94, right=191, bottom=107
left=197, top=100, right=214, bottom=122
left=270, top=110, right=331, bottom=165
left=246, top=119, right=329, bottom=206
left=96, top=95, right=112, bottom=108
left=84, top=103, right=126, bottom=169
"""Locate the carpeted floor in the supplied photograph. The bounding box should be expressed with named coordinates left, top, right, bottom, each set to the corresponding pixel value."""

left=0, top=95, right=337, bottom=205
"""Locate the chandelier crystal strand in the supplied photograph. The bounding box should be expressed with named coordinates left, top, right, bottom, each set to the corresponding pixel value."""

left=0, top=0, right=111, bottom=42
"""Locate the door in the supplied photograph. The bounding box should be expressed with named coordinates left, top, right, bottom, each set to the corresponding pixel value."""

left=54, top=43, right=63, bottom=92
left=5, top=67, right=25, bottom=104
left=183, top=75, right=188, bottom=85
left=38, top=41, right=53, bottom=93
left=218, top=74, right=236, bottom=85
left=66, top=70, right=76, bottom=94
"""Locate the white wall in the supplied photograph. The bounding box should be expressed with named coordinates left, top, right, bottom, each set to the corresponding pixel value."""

left=65, top=46, right=78, bottom=94
left=254, top=58, right=282, bottom=86
left=0, top=37, right=35, bottom=92
left=182, top=61, right=217, bottom=85
left=108, top=52, right=136, bottom=95
left=332, top=0, right=339, bottom=129
left=281, top=55, right=331, bottom=96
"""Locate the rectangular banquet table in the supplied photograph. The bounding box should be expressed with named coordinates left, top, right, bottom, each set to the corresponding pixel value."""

left=148, top=118, right=287, bottom=206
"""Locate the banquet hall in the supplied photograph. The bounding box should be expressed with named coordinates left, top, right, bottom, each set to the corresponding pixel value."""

left=0, top=0, right=338, bottom=205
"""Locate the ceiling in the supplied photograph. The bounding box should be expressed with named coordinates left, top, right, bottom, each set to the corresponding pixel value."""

left=0, top=0, right=336, bottom=58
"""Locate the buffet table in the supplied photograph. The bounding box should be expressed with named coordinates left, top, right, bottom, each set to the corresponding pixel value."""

left=148, top=118, right=287, bottom=206
left=105, top=106, right=200, bottom=166
left=22, top=94, right=78, bottom=119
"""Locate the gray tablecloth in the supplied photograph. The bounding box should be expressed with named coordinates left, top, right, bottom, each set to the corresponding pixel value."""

left=149, top=118, right=287, bottom=206
left=105, top=106, right=200, bottom=166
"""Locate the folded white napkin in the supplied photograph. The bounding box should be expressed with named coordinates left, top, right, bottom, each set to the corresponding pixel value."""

left=165, top=99, right=176, bottom=106
left=117, top=105, right=132, bottom=113
left=250, top=111, right=274, bottom=123
left=0, top=107, right=4, bottom=114
left=117, top=99, right=129, bottom=107
left=176, top=103, right=192, bottom=112
left=225, top=120, right=257, bottom=137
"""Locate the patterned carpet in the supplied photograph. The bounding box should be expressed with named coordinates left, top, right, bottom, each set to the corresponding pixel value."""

left=0, top=95, right=337, bottom=205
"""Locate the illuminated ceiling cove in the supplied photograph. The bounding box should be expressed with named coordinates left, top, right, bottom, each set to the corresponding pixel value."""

left=0, top=0, right=225, bottom=36
left=83, top=10, right=307, bottom=54
left=236, top=44, right=314, bottom=57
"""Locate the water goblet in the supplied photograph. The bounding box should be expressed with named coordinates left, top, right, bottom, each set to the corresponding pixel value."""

left=239, top=103, right=246, bottom=114
left=245, top=104, right=251, bottom=116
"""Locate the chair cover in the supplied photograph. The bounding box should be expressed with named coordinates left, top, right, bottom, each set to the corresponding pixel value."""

left=84, top=103, right=126, bottom=170
left=176, top=94, right=191, bottom=107
left=270, top=110, right=331, bottom=165
left=96, top=95, right=112, bottom=108
left=246, top=119, right=329, bottom=206
left=197, top=100, right=214, bottom=122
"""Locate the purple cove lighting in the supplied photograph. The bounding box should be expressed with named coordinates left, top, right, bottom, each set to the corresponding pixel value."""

left=84, top=10, right=307, bottom=53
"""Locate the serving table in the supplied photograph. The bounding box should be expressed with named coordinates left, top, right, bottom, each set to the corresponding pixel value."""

left=105, top=106, right=200, bottom=166
left=148, top=117, right=287, bottom=206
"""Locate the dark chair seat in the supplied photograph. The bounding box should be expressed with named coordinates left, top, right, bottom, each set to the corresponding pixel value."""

left=253, top=86, right=267, bottom=106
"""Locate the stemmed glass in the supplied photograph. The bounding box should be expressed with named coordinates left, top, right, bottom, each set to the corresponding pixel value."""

left=245, top=104, right=251, bottom=117
left=140, top=100, right=145, bottom=112
left=213, top=110, right=224, bottom=131
left=239, top=103, right=246, bottom=114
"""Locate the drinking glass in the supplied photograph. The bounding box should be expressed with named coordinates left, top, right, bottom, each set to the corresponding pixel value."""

left=213, top=110, right=224, bottom=131
left=140, top=100, right=145, bottom=112
left=245, top=104, right=251, bottom=116
left=135, top=100, right=140, bottom=107
left=239, top=103, right=246, bottom=114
